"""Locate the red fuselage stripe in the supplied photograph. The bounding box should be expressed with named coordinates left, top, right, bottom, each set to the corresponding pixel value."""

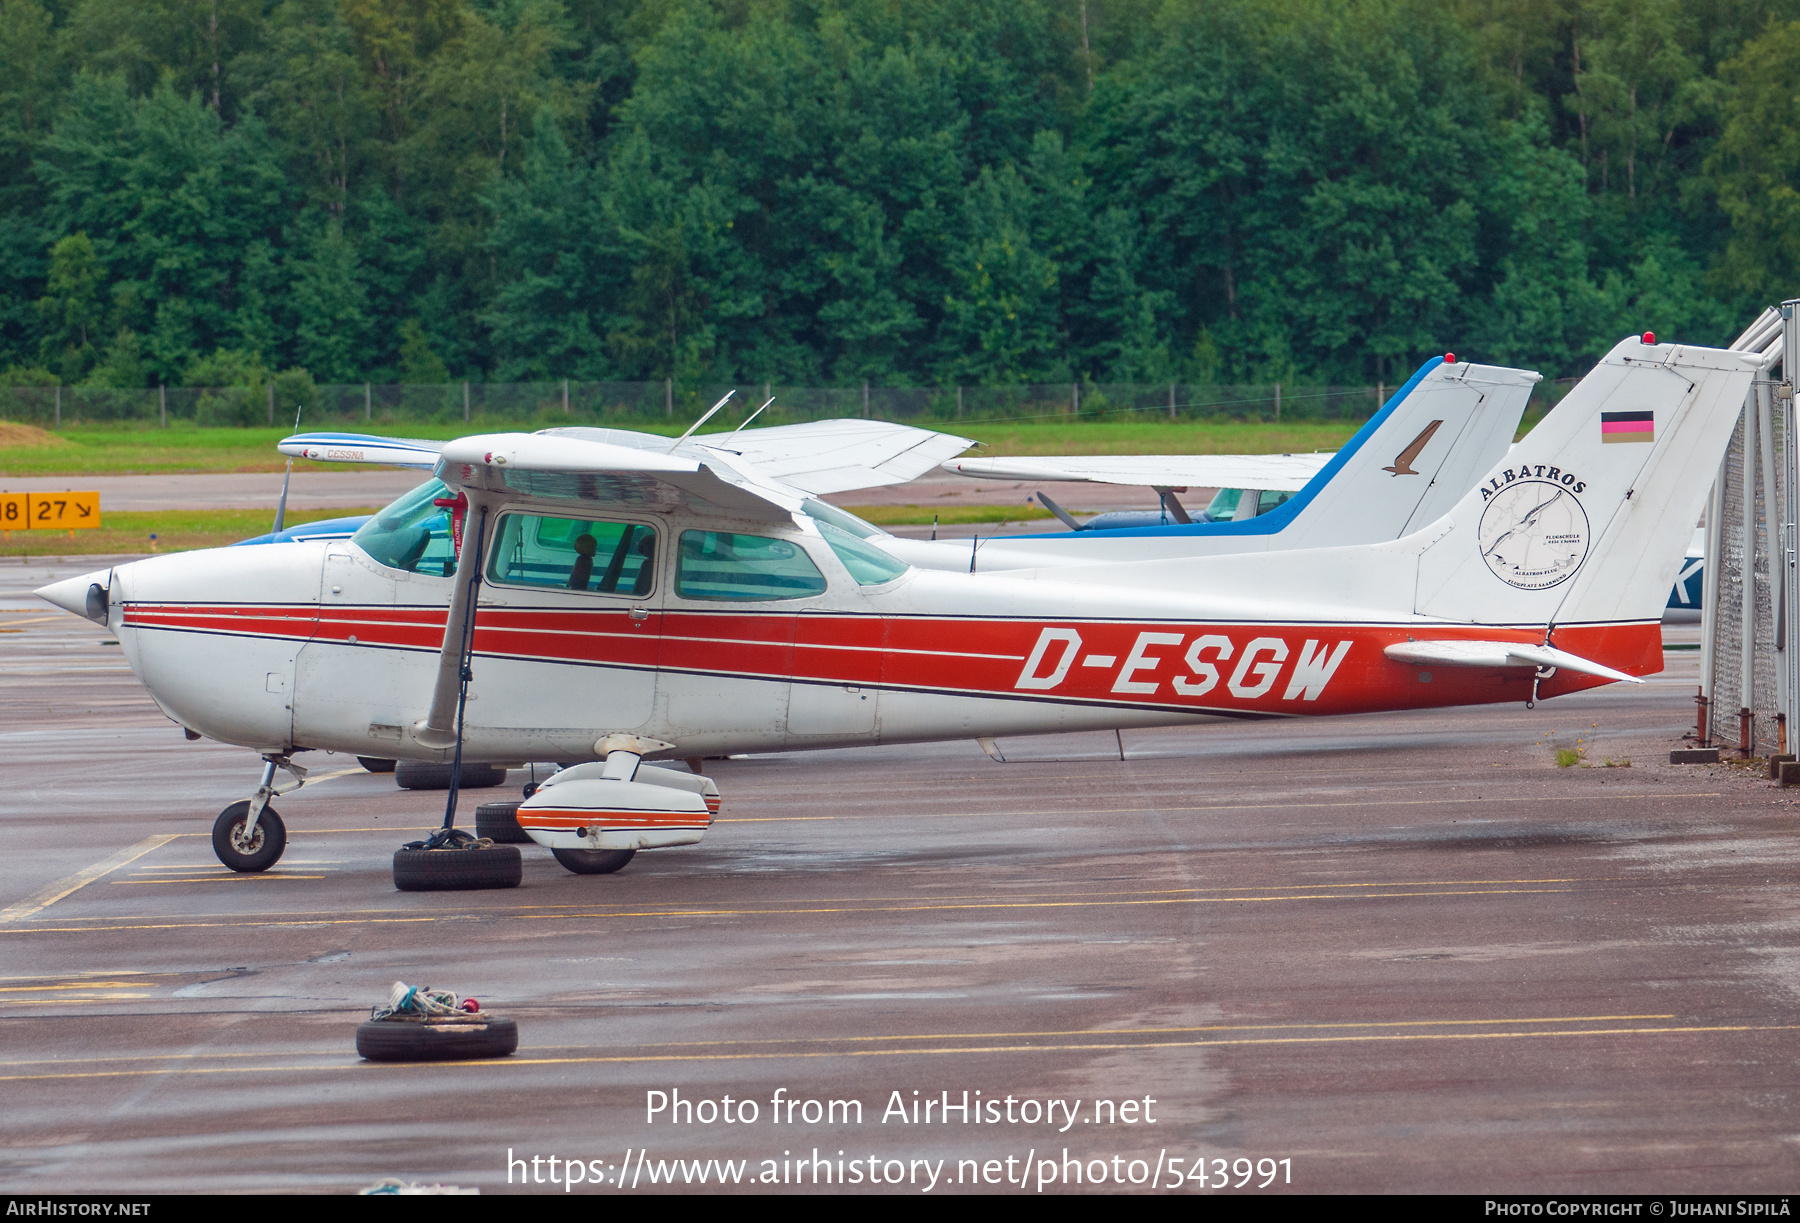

left=120, top=602, right=1661, bottom=716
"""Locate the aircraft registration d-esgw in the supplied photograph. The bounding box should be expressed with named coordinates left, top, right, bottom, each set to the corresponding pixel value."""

left=36, top=336, right=1760, bottom=885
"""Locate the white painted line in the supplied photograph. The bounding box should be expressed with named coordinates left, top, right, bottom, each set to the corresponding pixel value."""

left=0, top=836, right=178, bottom=924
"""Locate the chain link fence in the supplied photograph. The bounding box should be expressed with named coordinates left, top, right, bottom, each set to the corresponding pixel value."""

left=2, top=380, right=1402, bottom=430
left=1703, top=395, right=1787, bottom=753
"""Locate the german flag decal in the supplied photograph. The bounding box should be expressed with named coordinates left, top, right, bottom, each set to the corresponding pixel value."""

left=1601, top=410, right=1655, bottom=443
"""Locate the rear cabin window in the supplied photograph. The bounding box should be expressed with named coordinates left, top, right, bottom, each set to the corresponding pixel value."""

left=676, top=531, right=827, bottom=601
left=488, top=513, right=658, bottom=595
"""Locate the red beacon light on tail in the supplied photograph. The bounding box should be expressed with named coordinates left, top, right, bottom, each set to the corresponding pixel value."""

left=1643, top=332, right=1656, bottom=344
left=1444, top=353, right=1455, bottom=363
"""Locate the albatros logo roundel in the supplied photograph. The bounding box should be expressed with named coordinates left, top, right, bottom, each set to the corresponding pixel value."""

left=1477, top=478, right=1591, bottom=590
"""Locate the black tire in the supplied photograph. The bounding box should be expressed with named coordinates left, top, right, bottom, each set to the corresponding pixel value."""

left=355, top=1016, right=518, bottom=1062
left=475, top=800, right=531, bottom=843
left=393, top=760, right=507, bottom=791
left=552, top=847, right=636, bottom=875
left=357, top=756, right=396, bottom=773
left=393, top=844, right=522, bottom=891
left=211, top=801, right=287, bottom=873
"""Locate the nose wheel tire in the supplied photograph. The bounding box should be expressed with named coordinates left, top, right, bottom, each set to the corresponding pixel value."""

left=211, top=801, right=287, bottom=872
left=474, top=800, right=531, bottom=844
left=552, top=847, right=636, bottom=875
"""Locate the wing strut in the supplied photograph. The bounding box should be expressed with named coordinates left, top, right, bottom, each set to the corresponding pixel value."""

left=415, top=502, right=490, bottom=844
left=414, top=496, right=498, bottom=750
left=1155, top=487, right=1192, bottom=524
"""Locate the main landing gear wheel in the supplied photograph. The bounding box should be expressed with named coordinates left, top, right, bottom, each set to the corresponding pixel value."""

left=211, top=800, right=286, bottom=872
left=393, top=761, right=507, bottom=791
left=357, top=756, right=396, bottom=773
left=552, top=847, right=636, bottom=875
left=354, top=1016, right=519, bottom=1062
left=393, top=830, right=521, bottom=891
left=474, top=800, right=531, bottom=844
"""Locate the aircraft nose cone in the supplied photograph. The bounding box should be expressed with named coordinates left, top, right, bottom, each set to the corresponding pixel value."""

left=36, top=568, right=115, bottom=623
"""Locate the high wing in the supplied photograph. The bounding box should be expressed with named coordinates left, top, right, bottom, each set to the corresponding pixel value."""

left=941, top=452, right=1333, bottom=492
left=278, top=418, right=974, bottom=497
left=683, top=419, right=975, bottom=494
left=434, top=432, right=797, bottom=523
left=278, top=432, right=445, bottom=468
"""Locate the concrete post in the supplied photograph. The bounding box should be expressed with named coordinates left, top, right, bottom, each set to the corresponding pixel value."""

left=1274, top=382, right=1281, bottom=422
left=159, top=384, right=166, bottom=428
left=463, top=381, right=470, bottom=423
left=365, top=382, right=371, bottom=421
left=267, top=382, right=274, bottom=426
left=665, top=378, right=672, bottom=418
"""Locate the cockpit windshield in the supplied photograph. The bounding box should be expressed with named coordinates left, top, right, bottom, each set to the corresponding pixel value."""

left=798, top=499, right=908, bottom=586
left=351, top=478, right=458, bottom=575
left=801, top=498, right=886, bottom=540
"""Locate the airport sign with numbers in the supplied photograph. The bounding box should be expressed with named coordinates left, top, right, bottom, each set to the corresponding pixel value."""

left=0, top=490, right=101, bottom=529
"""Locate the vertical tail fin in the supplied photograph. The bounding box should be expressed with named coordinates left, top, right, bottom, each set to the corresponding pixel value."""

left=1279, top=358, right=1539, bottom=548
left=1411, top=336, right=1760, bottom=628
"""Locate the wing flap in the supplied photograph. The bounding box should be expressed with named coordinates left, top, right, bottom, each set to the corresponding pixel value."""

left=694, top=419, right=976, bottom=494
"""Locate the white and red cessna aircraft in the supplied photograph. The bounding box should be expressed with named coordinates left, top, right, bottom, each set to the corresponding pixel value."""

left=36, top=336, right=1758, bottom=881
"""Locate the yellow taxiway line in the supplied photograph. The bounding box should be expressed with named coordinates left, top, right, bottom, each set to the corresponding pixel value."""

left=0, top=835, right=177, bottom=925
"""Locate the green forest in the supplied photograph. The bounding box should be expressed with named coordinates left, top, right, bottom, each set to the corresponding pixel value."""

left=3, top=0, right=1800, bottom=396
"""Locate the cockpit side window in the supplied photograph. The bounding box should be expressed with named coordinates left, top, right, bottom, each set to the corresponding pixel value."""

left=676, top=531, right=827, bottom=601
left=352, top=479, right=458, bottom=575
left=487, top=513, right=658, bottom=595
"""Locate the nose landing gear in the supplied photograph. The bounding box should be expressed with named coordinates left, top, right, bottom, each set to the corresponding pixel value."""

left=212, top=755, right=307, bottom=872
left=212, top=800, right=286, bottom=872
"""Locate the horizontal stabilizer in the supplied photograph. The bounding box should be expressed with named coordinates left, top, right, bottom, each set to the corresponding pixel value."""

left=1383, top=639, right=1641, bottom=684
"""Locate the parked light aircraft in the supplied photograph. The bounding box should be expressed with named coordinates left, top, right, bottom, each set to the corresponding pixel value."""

left=890, top=355, right=1539, bottom=572
left=36, top=337, right=1758, bottom=880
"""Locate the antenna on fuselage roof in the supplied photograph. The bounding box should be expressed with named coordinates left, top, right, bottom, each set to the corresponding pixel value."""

left=666, top=389, right=737, bottom=453
left=271, top=401, right=303, bottom=535
left=730, top=396, right=776, bottom=434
